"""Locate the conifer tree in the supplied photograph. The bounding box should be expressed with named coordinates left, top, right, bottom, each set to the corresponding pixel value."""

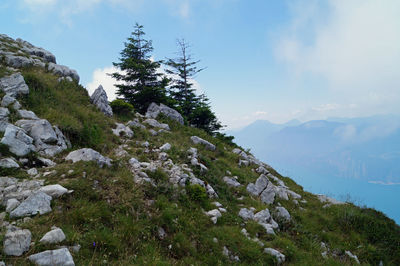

left=111, top=23, right=168, bottom=113
left=164, top=39, right=204, bottom=117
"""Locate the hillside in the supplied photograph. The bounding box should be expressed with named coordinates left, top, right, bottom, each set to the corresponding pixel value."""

left=0, top=34, right=399, bottom=265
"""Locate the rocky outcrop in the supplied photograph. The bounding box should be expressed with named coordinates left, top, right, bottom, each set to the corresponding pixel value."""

left=65, top=148, right=112, bottom=167
left=146, top=102, right=184, bottom=125
left=143, top=118, right=170, bottom=130
left=28, top=248, right=75, bottom=266
left=190, top=136, right=216, bottom=151
left=0, top=73, right=29, bottom=97
left=16, top=119, right=70, bottom=156
left=0, top=34, right=79, bottom=82
left=0, top=107, right=9, bottom=131
left=0, top=124, right=35, bottom=156
left=90, top=85, right=113, bottom=117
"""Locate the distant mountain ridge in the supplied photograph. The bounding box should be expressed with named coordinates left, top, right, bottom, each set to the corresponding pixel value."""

left=230, top=115, right=400, bottom=183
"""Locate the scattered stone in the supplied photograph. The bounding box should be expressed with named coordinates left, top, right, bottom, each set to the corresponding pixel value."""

left=112, top=123, right=133, bottom=138
left=264, top=248, right=285, bottom=264
left=146, top=102, right=184, bottom=124
left=254, top=209, right=271, bottom=224
left=158, top=227, right=166, bottom=240
left=223, top=176, right=241, bottom=187
left=345, top=251, right=360, bottom=264
left=28, top=248, right=75, bottom=266
left=3, top=228, right=32, bottom=256
left=160, top=143, right=171, bottom=151
left=90, top=85, right=113, bottom=116
left=65, top=148, right=112, bottom=167
left=40, top=227, right=66, bottom=244
left=10, top=192, right=52, bottom=218
left=190, top=136, right=216, bottom=151
left=206, top=209, right=222, bottom=224
left=143, top=119, right=170, bottom=130
left=0, top=157, right=19, bottom=168
left=37, top=157, right=57, bottom=167
left=39, top=184, right=69, bottom=198
left=27, top=168, right=38, bottom=176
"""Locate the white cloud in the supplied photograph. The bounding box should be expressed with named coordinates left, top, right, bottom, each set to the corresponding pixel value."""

left=276, top=0, right=400, bottom=114
left=312, top=103, right=340, bottom=112
left=86, top=66, right=120, bottom=101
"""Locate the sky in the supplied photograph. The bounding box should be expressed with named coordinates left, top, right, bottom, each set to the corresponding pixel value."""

left=1, top=0, right=400, bottom=129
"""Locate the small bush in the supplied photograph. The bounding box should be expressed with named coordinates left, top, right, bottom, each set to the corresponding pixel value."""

left=110, top=99, right=134, bottom=116
left=186, top=184, right=208, bottom=207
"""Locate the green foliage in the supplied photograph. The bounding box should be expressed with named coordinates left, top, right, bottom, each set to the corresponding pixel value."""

left=111, top=23, right=169, bottom=113
left=186, top=184, right=208, bottom=207
left=110, top=99, right=134, bottom=115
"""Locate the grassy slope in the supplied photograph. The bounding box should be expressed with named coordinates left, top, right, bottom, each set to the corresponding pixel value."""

left=0, top=67, right=399, bottom=265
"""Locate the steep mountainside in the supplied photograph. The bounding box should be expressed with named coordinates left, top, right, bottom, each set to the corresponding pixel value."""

left=0, top=34, right=399, bottom=265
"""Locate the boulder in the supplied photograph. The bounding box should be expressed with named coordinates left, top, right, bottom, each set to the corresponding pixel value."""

left=112, top=123, right=133, bottom=138
left=146, top=102, right=184, bottom=124
left=260, top=183, right=276, bottom=205
left=1, top=94, right=17, bottom=107
left=40, top=227, right=66, bottom=244
left=28, top=248, right=75, bottom=266
left=254, top=209, right=271, bottom=224
left=143, top=119, right=170, bottom=130
left=264, top=248, right=285, bottom=264
left=0, top=73, right=29, bottom=97
left=3, top=228, right=32, bottom=256
left=10, top=192, right=52, bottom=218
left=274, top=206, right=291, bottom=222
left=238, top=208, right=254, bottom=221
left=0, top=124, right=35, bottom=156
left=90, top=85, right=113, bottom=117
left=205, top=209, right=222, bottom=224
left=190, top=136, right=216, bottom=151
left=39, top=184, right=68, bottom=198
left=15, top=119, right=69, bottom=156
left=65, top=148, right=112, bottom=167
left=0, top=157, right=19, bottom=168
left=223, top=176, right=241, bottom=187
left=345, top=250, right=360, bottom=264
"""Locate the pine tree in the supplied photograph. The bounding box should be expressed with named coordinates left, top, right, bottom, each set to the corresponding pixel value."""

left=165, top=39, right=222, bottom=134
left=165, top=39, right=204, bottom=117
left=111, top=23, right=168, bottom=113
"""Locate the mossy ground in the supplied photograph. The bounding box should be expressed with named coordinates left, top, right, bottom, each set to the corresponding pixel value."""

left=0, top=67, right=399, bottom=265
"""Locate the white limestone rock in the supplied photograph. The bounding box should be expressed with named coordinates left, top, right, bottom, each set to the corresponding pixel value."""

left=0, top=124, right=35, bottom=156
left=238, top=208, right=254, bottom=221
left=190, top=136, right=216, bottom=151
left=264, top=248, right=285, bottom=264
left=40, top=227, right=66, bottom=244
left=0, top=157, right=19, bottom=168
left=90, top=85, right=113, bottom=117
left=10, top=192, right=52, bottom=218
left=0, top=73, right=29, bottom=97
left=65, top=148, right=112, bottom=167
left=112, top=123, right=133, bottom=138
left=146, top=102, right=184, bottom=125
left=3, top=228, right=32, bottom=256
left=39, top=184, right=69, bottom=198
left=28, top=248, right=75, bottom=266
left=223, top=176, right=241, bottom=187
left=143, top=118, right=170, bottom=130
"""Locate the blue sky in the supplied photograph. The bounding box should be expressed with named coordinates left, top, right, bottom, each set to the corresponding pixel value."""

left=1, top=0, right=400, bottom=129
